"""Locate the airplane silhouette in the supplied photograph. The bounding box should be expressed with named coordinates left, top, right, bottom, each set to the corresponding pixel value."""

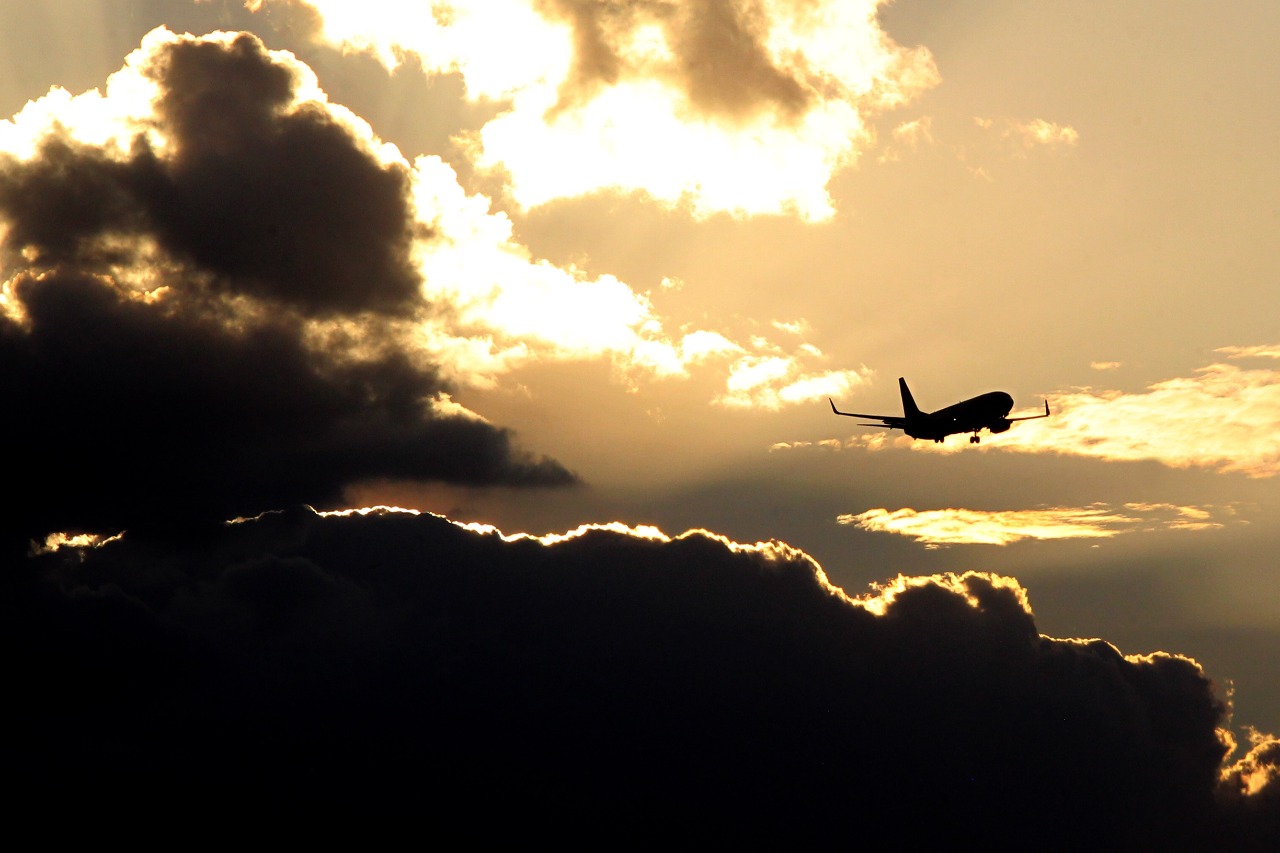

left=830, top=377, right=1050, bottom=444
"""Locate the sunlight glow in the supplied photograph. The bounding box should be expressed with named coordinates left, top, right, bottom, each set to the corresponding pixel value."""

left=0, top=26, right=845, bottom=410
left=715, top=357, right=872, bottom=409
left=840, top=503, right=1236, bottom=546
left=994, top=355, right=1280, bottom=476
left=856, top=571, right=1032, bottom=617
left=31, top=530, right=123, bottom=554
left=257, top=0, right=940, bottom=220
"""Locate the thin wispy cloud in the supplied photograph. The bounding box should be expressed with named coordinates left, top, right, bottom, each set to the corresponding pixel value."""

left=878, top=114, right=934, bottom=162
left=972, top=116, right=1080, bottom=151
left=840, top=503, right=1238, bottom=546
left=715, top=353, right=872, bottom=410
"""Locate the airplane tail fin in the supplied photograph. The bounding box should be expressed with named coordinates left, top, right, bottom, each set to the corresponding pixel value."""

left=898, top=377, right=923, bottom=419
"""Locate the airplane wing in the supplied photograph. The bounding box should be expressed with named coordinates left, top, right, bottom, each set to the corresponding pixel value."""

left=829, top=398, right=909, bottom=429
left=1006, top=400, right=1051, bottom=422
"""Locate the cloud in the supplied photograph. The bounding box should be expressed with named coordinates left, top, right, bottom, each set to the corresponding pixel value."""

left=256, top=0, right=940, bottom=220
left=840, top=503, right=1239, bottom=546
left=1215, top=344, right=1280, bottom=360
left=715, top=355, right=872, bottom=410
left=971, top=115, right=1080, bottom=152
left=0, top=28, right=578, bottom=549
left=994, top=354, right=1280, bottom=476
left=806, top=352, right=1280, bottom=475
left=6, top=505, right=1274, bottom=844
left=0, top=24, right=878, bottom=551
left=878, top=114, right=934, bottom=162
left=771, top=431, right=898, bottom=452
left=1008, top=117, right=1080, bottom=149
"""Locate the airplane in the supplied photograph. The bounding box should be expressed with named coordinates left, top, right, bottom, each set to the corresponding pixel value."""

left=829, top=377, right=1050, bottom=444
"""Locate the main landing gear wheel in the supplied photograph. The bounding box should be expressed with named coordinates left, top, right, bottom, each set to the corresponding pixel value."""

left=970, top=434, right=981, bottom=444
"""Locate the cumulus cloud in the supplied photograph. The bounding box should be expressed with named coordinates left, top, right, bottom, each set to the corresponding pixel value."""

left=0, top=25, right=883, bottom=551
left=255, top=0, right=940, bottom=220
left=0, top=28, right=577, bottom=549
left=5, top=505, right=1274, bottom=845
left=841, top=502, right=1239, bottom=546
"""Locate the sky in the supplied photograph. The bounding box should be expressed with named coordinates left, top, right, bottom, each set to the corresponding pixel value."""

left=2, top=1, right=1278, bottom=841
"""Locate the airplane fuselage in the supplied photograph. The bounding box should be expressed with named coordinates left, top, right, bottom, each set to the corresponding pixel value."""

left=903, top=391, right=1014, bottom=441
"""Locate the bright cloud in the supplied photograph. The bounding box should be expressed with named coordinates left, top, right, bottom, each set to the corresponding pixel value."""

left=995, top=355, right=1280, bottom=477
left=1012, top=118, right=1080, bottom=149
left=0, top=26, right=847, bottom=409
left=1215, top=344, right=1280, bottom=360
left=804, top=352, right=1280, bottom=475
left=839, top=503, right=1236, bottom=546
left=972, top=116, right=1080, bottom=153
left=258, top=0, right=940, bottom=220
left=878, top=115, right=934, bottom=162
left=715, top=355, right=872, bottom=410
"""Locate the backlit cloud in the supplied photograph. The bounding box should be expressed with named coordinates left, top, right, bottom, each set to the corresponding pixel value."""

left=878, top=115, right=934, bottom=162
left=807, top=352, right=1280, bottom=475
left=0, top=27, right=581, bottom=547
left=9, top=504, right=1275, bottom=844
left=714, top=352, right=872, bottom=410
left=972, top=115, right=1080, bottom=152
left=995, top=354, right=1280, bottom=476
left=255, top=0, right=940, bottom=220
left=0, top=19, right=866, bottom=536
left=840, top=503, right=1237, bottom=546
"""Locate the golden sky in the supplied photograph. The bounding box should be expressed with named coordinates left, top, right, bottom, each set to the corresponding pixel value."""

left=2, top=2, right=1279, bottom=820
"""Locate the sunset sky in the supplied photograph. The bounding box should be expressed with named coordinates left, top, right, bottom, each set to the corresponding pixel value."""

left=3, top=1, right=1277, bottom=839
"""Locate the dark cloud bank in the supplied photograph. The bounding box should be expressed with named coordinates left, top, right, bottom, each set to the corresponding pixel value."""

left=6, top=507, right=1277, bottom=847
left=0, top=30, right=573, bottom=553
left=3, top=28, right=1277, bottom=848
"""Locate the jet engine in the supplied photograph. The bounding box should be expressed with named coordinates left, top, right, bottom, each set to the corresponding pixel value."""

left=988, top=419, right=1012, bottom=434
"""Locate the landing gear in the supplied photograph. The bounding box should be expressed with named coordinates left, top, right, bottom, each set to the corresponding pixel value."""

left=969, top=434, right=981, bottom=444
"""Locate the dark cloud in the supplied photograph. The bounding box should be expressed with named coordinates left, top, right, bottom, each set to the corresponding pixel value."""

left=142, top=32, right=425, bottom=316
left=0, top=270, right=574, bottom=549
left=6, top=507, right=1275, bottom=847
left=674, top=0, right=810, bottom=119
left=0, top=31, right=422, bottom=317
left=539, top=0, right=811, bottom=121
left=0, top=30, right=576, bottom=550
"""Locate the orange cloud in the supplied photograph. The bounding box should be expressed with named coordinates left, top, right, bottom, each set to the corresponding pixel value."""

left=994, top=355, right=1280, bottom=476
left=0, top=27, right=857, bottom=410
left=839, top=503, right=1236, bottom=546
